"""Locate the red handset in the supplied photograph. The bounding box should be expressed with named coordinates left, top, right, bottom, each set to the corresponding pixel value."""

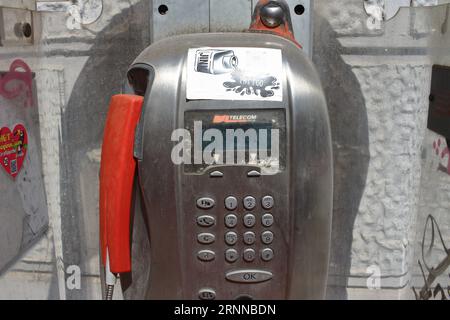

left=100, top=94, right=143, bottom=275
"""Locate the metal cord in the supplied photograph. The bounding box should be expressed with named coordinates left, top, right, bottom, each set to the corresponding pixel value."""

left=105, top=285, right=114, bottom=300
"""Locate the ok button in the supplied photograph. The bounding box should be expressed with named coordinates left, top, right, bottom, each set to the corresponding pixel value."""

left=225, top=269, right=273, bottom=284
left=244, top=273, right=256, bottom=281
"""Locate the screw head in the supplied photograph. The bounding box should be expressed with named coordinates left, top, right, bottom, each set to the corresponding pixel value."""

left=260, top=3, right=284, bottom=28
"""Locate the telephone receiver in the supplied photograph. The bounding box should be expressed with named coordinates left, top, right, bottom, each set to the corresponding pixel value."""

left=99, top=94, right=143, bottom=299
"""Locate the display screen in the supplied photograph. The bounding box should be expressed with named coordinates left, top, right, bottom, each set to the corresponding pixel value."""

left=181, top=109, right=286, bottom=175
left=201, top=122, right=274, bottom=151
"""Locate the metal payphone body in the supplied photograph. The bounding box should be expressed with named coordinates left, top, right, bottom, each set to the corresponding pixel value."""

left=101, top=0, right=333, bottom=300
left=126, top=32, right=333, bottom=299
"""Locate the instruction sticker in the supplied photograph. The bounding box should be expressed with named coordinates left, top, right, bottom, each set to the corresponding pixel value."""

left=187, top=47, right=283, bottom=101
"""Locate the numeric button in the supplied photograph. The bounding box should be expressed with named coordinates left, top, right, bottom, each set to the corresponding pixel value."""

left=225, top=196, right=238, bottom=210
left=225, top=214, right=238, bottom=228
left=243, top=248, right=256, bottom=262
left=225, top=249, right=239, bottom=263
left=225, top=232, right=238, bottom=245
left=261, top=231, right=274, bottom=245
left=243, top=231, right=256, bottom=245
left=261, top=248, right=274, bottom=262
left=243, top=196, right=256, bottom=210
left=243, top=214, right=256, bottom=228
left=261, top=196, right=274, bottom=209
left=261, top=214, right=274, bottom=227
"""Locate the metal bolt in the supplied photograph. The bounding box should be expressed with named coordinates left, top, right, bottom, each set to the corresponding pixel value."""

left=260, top=2, right=285, bottom=28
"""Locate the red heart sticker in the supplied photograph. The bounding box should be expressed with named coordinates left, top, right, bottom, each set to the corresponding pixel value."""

left=0, top=124, right=28, bottom=179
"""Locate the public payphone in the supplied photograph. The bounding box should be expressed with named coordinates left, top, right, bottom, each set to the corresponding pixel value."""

left=100, top=0, right=333, bottom=300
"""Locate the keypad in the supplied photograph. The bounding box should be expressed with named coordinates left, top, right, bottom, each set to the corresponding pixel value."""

left=196, top=195, right=275, bottom=264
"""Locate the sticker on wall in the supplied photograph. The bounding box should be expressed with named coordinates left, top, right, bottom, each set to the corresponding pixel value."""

left=0, top=124, right=28, bottom=179
left=0, top=59, right=33, bottom=107
left=187, top=47, right=283, bottom=101
left=432, top=138, right=450, bottom=175
left=36, top=0, right=103, bottom=31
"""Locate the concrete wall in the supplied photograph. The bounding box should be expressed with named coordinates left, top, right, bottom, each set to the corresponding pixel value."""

left=0, top=0, right=449, bottom=299
left=314, top=0, right=450, bottom=299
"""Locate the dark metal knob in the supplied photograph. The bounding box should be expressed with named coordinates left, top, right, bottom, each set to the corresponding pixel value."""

left=260, top=2, right=285, bottom=28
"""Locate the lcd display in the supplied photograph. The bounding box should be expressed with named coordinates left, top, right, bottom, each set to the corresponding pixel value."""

left=182, top=109, right=286, bottom=174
